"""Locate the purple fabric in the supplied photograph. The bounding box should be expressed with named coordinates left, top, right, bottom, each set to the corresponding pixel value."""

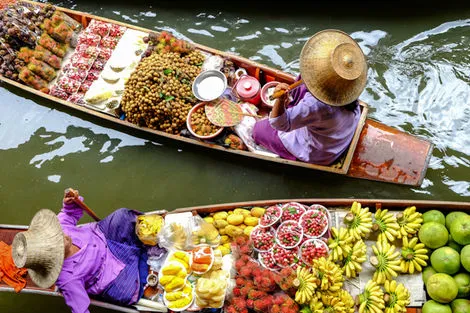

left=252, top=118, right=297, bottom=160
left=56, top=201, right=146, bottom=313
left=253, top=76, right=361, bottom=165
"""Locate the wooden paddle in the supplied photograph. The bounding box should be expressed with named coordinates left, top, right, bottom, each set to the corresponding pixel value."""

left=269, top=79, right=304, bottom=100
left=64, top=188, right=101, bottom=221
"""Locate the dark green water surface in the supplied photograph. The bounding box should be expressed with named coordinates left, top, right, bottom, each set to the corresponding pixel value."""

left=1, top=1, right=470, bottom=312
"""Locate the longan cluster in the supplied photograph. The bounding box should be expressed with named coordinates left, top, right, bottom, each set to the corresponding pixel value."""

left=121, top=50, right=205, bottom=134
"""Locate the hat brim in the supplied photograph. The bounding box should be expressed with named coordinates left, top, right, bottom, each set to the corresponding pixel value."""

left=12, top=209, right=65, bottom=288
left=300, top=29, right=367, bottom=106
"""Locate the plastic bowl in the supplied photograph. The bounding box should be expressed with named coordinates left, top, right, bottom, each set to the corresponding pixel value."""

left=250, top=225, right=276, bottom=252
left=271, top=244, right=300, bottom=268
left=192, top=69, right=227, bottom=102
left=280, top=202, right=307, bottom=222
left=275, top=220, right=303, bottom=249
left=186, top=102, right=224, bottom=140
left=259, top=205, right=282, bottom=228
left=309, top=204, right=331, bottom=228
left=163, top=282, right=194, bottom=312
left=299, top=238, right=329, bottom=266
left=260, top=81, right=280, bottom=108
left=299, top=209, right=329, bottom=239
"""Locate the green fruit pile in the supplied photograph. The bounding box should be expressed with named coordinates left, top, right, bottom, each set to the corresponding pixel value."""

left=420, top=210, right=470, bottom=313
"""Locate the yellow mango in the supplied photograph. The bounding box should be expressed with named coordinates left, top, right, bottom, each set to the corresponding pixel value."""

left=162, top=263, right=183, bottom=275
left=169, top=297, right=191, bottom=309
left=218, top=246, right=231, bottom=255
left=213, top=219, right=228, bottom=229
left=222, top=242, right=231, bottom=249
left=250, top=207, right=266, bottom=218
left=165, top=291, right=183, bottom=301
left=234, top=208, right=251, bottom=216
left=228, top=210, right=233, bottom=215
left=218, top=227, right=226, bottom=235
left=239, top=224, right=246, bottom=229
left=225, top=225, right=243, bottom=237
left=227, top=214, right=244, bottom=226
left=213, top=211, right=228, bottom=220
left=243, top=226, right=254, bottom=236
left=220, top=235, right=230, bottom=244
left=203, top=216, right=214, bottom=224
left=244, top=216, right=259, bottom=226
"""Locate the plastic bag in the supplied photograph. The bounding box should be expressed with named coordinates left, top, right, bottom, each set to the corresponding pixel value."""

left=157, top=221, right=191, bottom=251
left=27, top=57, right=56, bottom=82
left=189, top=215, right=221, bottom=248
left=135, top=214, right=164, bottom=246
left=233, top=102, right=280, bottom=158
left=34, top=45, right=63, bottom=69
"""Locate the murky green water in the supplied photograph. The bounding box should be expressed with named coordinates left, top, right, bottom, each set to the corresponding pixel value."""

left=1, top=1, right=470, bottom=312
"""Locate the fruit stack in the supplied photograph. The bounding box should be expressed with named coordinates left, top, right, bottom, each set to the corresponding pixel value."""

left=418, top=210, right=470, bottom=313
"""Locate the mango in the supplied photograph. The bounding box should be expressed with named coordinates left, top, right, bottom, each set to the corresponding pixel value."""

left=234, top=208, right=251, bottom=216
left=243, top=226, right=254, bottom=236
left=225, top=225, right=244, bottom=237
left=218, top=227, right=226, bottom=235
left=213, top=211, right=228, bottom=220
left=213, top=219, right=228, bottom=229
left=250, top=207, right=266, bottom=218
left=203, top=216, right=214, bottom=224
left=217, top=245, right=230, bottom=256
left=227, top=214, right=244, bottom=225
left=244, top=216, right=259, bottom=226
left=220, top=235, right=230, bottom=244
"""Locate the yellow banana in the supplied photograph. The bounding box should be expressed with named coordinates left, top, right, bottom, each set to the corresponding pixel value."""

left=344, top=202, right=373, bottom=240
left=396, top=206, right=423, bottom=239
left=357, top=280, right=385, bottom=313
left=399, top=236, right=428, bottom=274
left=370, top=240, right=402, bottom=285
left=373, top=209, right=400, bottom=243
left=384, top=280, right=410, bottom=313
left=341, top=239, right=367, bottom=278
left=328, top=227, right=353, bottom=261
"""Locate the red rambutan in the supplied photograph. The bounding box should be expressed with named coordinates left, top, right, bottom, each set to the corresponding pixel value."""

left=236, top=277, right=246, bottom=286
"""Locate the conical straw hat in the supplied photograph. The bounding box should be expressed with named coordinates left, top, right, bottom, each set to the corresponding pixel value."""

left=12, top=209, right=64, bottom=288
left=300, top=29, right=367, bottom=106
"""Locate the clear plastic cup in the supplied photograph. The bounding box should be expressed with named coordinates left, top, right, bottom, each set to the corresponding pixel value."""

left=275, top=220, right=303, bottom=249
left=299, top=238, right=329, bottom=266
left=300, top=209, right=329, bottom=239
left=271, top=244, right=300, bottom=268
left=280, top=202, right=307, bottom=222
left=259, top=205, right=282, bottom=228
left=250, top=225, right=276, bottom=252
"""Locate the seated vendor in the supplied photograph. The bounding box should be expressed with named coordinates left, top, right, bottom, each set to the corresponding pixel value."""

left=12, top=189, right=149, bottom=313
left=253, top=29, right=366, bottom=165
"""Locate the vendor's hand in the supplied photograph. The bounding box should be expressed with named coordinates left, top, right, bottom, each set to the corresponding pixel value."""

left=274, top=83, right=290, bottom=107
left=63, top=188, right=79, bottom=204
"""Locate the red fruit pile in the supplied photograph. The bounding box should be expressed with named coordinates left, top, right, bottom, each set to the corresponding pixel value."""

left=300, top=239, right=329, bottom=265
left=275, top=220, right=303, bottom=248
left=251, top=226, right=276, bottom=251
left=259, top=251, right=281, bottom=271
left=281, top=202, right=306, bottom=221
left=260, top=205, right=282, bottom=227
left=271, top=244, right=299, bottom=268
left=300, top=209, right=328, bottom=238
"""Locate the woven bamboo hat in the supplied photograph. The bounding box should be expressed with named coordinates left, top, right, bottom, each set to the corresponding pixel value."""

left=12, top=209, right=64, bottom=288
left=300, top=29, right=367, bottom=106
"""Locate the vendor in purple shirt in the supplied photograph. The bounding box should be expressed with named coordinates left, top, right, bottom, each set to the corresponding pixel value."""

left=12, top=189, right=149, bottom=313
left=253, top=29, right=367, bottom=165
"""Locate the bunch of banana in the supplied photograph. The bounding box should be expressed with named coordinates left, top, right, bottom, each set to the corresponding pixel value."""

left=396, top=206, right=423, bottom=239
left=294, top=266, right=318, bottom=304
left=373, top=208, right=400, bottom=242
left=309, top=295, right=323, bottom=313
left=399, top=236, right=428, bottom=274
left=356, top=279, right=385, bottom=313
left=383, top=280, right=410, bottom=313
left=339, top=289, right=356, bottom=313
left=311, top=257, right=344, bottom=292
left=344, top=202, right=373, bottom=240
left=370, top=240, right=402, bottom=285
left=316, top=293, right=351, bottom=313
left=341, top=239, right=367, bottom=278
left=328, top=227, right=353, bottom=261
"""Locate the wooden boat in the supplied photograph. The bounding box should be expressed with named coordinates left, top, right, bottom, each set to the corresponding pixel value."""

left=0, top=1, right=433, bottom=187
left=2, top=198, right=470, bottom=312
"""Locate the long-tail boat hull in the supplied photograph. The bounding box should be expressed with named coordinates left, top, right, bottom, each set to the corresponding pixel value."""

left=0, top=1, right=433, bottom=186
left=3, top=198, right=470, bottom=312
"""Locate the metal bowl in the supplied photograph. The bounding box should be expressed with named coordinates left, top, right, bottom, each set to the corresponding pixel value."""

left=192, top=69, right=227, bottom=102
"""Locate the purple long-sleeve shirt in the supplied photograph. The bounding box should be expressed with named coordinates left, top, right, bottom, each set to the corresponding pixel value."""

left=269, top=91, right=360, bottom=165
left=56, top=199, right=126, bottom=313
